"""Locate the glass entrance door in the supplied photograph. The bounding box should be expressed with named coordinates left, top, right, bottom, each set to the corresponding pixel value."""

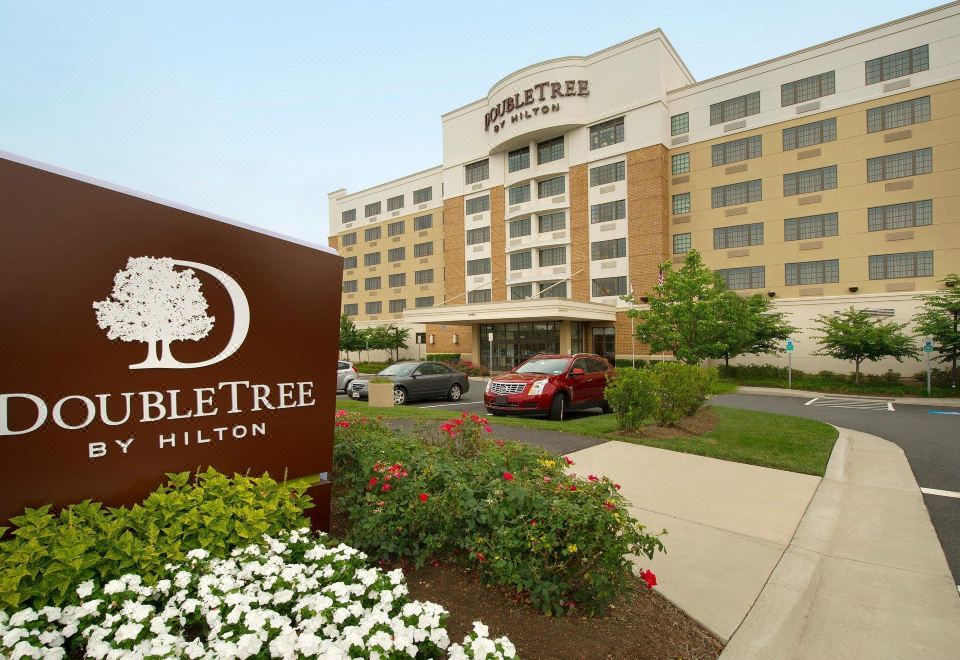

left=479, top=322, right=560, bottom=371
left=592, top=326, right=615, bottom=363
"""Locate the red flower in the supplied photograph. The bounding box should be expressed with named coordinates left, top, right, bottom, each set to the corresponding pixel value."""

left=368, top=477, right=378, bottom=487
left=569, top=485, right=577, bottom=492
left=614, top=483, right=622, bottom=490
left=382, top=483, right=392, bottom=492
left=529, top=519, right=537, bottom=525
left=543, top=476, right=551, bottom=483
left=502, top=472, right=514, bottom=481
left=335, top=420, right=350, bottom=428
left=419, top=493, right=429, bottom=503
left=495, top=440, right=505, bottom=447
left=588, top=474, right=598, bottom=482
left=475, top=552, right=486, bottom=563
left=484, top=426, right=493, bottom=433
left=603, top=501, right=616, bottom=510
left=641, top=570, right=657, bottom=589
left=563, top=456, right=574, bottom=466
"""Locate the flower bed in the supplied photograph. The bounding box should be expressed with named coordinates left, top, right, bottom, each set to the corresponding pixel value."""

left=334, top=412, right=665, bottom=616
left=0, top=529, right=514, bottom=659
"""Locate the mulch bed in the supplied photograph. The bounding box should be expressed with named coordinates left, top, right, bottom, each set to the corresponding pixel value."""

left=613, top=407, right=718, bottom=440
left=402, top=562, right=723, bottom=659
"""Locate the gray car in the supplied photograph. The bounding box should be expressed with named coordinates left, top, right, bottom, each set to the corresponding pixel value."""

left=337, top=361, right=358, bottom=392
left=349, top=361, right=470, bottom=405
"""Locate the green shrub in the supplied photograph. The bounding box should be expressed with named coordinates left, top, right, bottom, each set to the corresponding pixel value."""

left=613, top=358, right=648, bottom=369
left=333, top=412, right=665, bottom=615
left=914, top=367, right=955, bottom=388
left=0, top=469, right=311, bottom=610
left=426, top=353, right=461, bottom=363
left=353, top=361, right=391, bottom=374
left=604, top=368, right=656, bottom=432
left=448, top=359, right=489, bottom=377
left=644, top=362, right=716, bottom=426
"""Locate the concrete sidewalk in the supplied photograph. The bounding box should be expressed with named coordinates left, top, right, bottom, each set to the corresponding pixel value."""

left=735, top=385, right=960, bottom=408
left=565, top=441, right=820, bottom=641
left=723, top=428, right=960, bottom=659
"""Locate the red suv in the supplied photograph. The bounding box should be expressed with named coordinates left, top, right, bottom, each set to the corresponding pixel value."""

left=483, top=354, right=614, bottom=421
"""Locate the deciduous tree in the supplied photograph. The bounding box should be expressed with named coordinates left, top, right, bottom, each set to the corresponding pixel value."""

left=812, top=307, right=919, bottom=383
left=913, top=274, right=960, bottom=389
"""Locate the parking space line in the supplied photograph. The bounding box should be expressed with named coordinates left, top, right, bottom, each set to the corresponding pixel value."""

left=920, top=487, right=960, bottom=499
left=804, top=397, right=819, bottom=406
left=418, top=401, right=481, bottom=409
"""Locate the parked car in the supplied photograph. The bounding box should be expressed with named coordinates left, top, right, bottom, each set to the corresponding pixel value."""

left=349, top=361, right=470, bottom=405
left=337, top=360, right=358, bottom=393
left=483, top=354, right=613, bottom=420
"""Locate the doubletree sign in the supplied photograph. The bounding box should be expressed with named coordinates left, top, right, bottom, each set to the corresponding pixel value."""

left=0, top=152, right=341, bottom=529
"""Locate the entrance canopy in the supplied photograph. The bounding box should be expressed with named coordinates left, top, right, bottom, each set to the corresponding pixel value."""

left=402, top=298, right=618, bottom=325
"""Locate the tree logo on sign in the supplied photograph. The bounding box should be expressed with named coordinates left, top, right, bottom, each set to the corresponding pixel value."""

left=93, top=256, right=250, bottom=370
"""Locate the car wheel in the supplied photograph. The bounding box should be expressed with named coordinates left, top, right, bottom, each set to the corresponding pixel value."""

left=342, top=379, right=354, bottom=394
left=548, top=392, right=566, bottom=421
left=600, top=400, right=612, bottom=414
left=393, top=387, right=407, bottom=406
left=448, top=383, right=463, bottom=401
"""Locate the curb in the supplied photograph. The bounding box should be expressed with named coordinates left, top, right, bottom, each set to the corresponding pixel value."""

left=721, top=427, right=960, bottom=659
left=734, top=385, right=960, bottom=408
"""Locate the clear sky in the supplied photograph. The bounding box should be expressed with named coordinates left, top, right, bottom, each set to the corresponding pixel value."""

left=0, top=0, right=939, bottom=247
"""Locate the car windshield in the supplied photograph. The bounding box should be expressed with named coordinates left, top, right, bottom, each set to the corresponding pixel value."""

left=379, top=363, right=418, bottom=377
left=515, top=358, right=570, bottom=375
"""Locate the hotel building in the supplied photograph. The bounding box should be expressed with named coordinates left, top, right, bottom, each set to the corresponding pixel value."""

left=329, top=3, right=960, bottom=373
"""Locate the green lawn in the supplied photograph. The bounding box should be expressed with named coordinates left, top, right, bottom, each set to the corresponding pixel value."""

left=336, top=398, right=837, bottom=476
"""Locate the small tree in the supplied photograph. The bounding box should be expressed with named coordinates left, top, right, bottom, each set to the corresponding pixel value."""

left=625, top=250, right=729, bottom=364
left=339, top=314, right=364, bottom=361
left=719, top=294, right=796, bottom=367
left=913, top=274, right=960, bottom=389
left=812, top=307, right=919, bottom=383
left=382, top=325, right=411, bottom=362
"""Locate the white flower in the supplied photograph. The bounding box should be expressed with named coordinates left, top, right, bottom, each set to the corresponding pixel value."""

left=9, top=609, right=39, bottom=627
left=186, top=548, right=209, bottom=561
left=235, top=633, right=263, bottom=658
left=76, top=580, right=96, bottom=599
left=114, top=622, right=144, bottom=643
left=472, top=620, right=489, bottom=638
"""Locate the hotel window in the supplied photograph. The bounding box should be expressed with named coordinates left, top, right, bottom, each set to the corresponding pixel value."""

left=343, top=303, right=358, bottom=316
left=508, top=184, right=531, bottom=205
left=590, top=161, right=625, bottom=186
left=592, top=276, right=628, bottom=297
left=781, top=71, right=835, bottom=106
left=868, top=200, right=932, bottom=231
left=785, top=259, right=839, bottom=286
left=508, top=146, right=530, bottom=173
left=341, top=232, right=357, bottom=246
left=869, top=251, right=933, bottom=279
left=538, top=211, right=566, bottom=232
left=342, top=280, right=357, bottom=293
left=387, top=247, right=405, bottom=262
left=672, top=233, right=691, bottom=254
left=364, top=201, right=381, bottom=218
left=465, top=195, right=490, bottom=214
left=413, top=242, right=434, bottom=258
left=510, top=251, right=532, bottom=271
left=710, top=92, right=760, bottom=125
left=467, top=257, right=491, bottom=275
left=539, top=281, right=567, bottom=298
left=364, top=226, right=381, bottom=242
left=343, top=256, right=357, bottom=270
left=712, top=135, right=761, bottom=166
left=591, top=199, right=626, bottom=224
left=589, top=117, right=624, bottom=150
left=866, top=45, right=928, bottom=85
left=539, top=246, right=566, bottom=267
left=784, top=213, right=838, bottom=241
left=364, top=252, right=381, bottom=266
left=342, top=209, right=356, bottom=223
left=510, top=217, right=531, bottom=238
left=717, top=266, right=765, bottom=290
left=784, top=166, right=837, bottom=196
left=511, top=284, right=533, bottom=300
left=389, top=273, right=406, bottom=287
left=672, top=193, right=691, bottom=215
left=592, top=238, right=627, bottom=261
left=782, top=118, right=836, bottom=151
left=465, top=159, right=489, bottom=184
left=387, top=194, right=404, bottom=211
left=413, top=186, right=432, bottom=204
left=867, top=96, right=931, bottom=133
left=671, top=153, right=690, bottom=175
left=713, top=222, right=764, bottom=249
left=415, top=296, right=434, bottom=308
left=389, top=299, right=406, bottom=313
left=671, top=112, right=689, bottom=136
left=466, top=226, right=490, bottom=245
left=867, top=148, right=932, bottom=182
left=538, top=136, right=564, bottom=164
left=388, top=220, right=404, bottom=236
left=538, top=176, right=565, bottom=198
left=366, top=301, right=382, bottom=315
left=711, top=180, right=761, bottom=208
left=414, top=214, right=433, bottom=231
left=364, top=276, right=381, bottom=291
left=468, top=289, right=492, bottom=304
left=414, top=269, right=434, bottom=284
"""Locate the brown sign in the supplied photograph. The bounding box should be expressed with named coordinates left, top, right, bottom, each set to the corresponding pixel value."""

left=0, top=153, right=341, bottom=529
left=484, top=79, right=589, bottom=132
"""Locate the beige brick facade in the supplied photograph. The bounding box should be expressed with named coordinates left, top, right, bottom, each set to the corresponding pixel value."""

left=627, top=145, right=670, bottom=298
left=490, top=186, right=507, bottom=301
left=569, top=163, right=590, bottom=301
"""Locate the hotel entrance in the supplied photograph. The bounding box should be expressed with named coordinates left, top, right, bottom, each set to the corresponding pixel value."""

left=478, top=322, right=559, bottom=372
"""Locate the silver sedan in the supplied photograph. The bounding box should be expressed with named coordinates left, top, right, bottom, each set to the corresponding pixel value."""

left=349, top=361, right=470, bottom=405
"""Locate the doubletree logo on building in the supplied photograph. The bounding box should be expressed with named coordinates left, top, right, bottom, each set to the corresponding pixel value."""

left=484, top=79, right=589, bottom=133
left=0, top=256, right=316, bottom=460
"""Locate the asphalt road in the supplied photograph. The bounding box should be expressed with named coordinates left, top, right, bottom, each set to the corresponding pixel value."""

left=338, top=386, right=960, bottom=585
left=713, top=392, right=960, bottom=586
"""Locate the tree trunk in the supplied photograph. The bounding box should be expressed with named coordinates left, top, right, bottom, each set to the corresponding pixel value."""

left=724, top=353, right=730, bottom=368
left=854, top=359, right=861, bottom=384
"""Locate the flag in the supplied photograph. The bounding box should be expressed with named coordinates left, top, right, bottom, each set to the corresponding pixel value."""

left=658, top=267, right=664, bottom=286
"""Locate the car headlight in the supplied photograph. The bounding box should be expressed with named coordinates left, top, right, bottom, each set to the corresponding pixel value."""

left=528, top=379, right=549, bottom=396
left=485, top=379, right=493, bottom=393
